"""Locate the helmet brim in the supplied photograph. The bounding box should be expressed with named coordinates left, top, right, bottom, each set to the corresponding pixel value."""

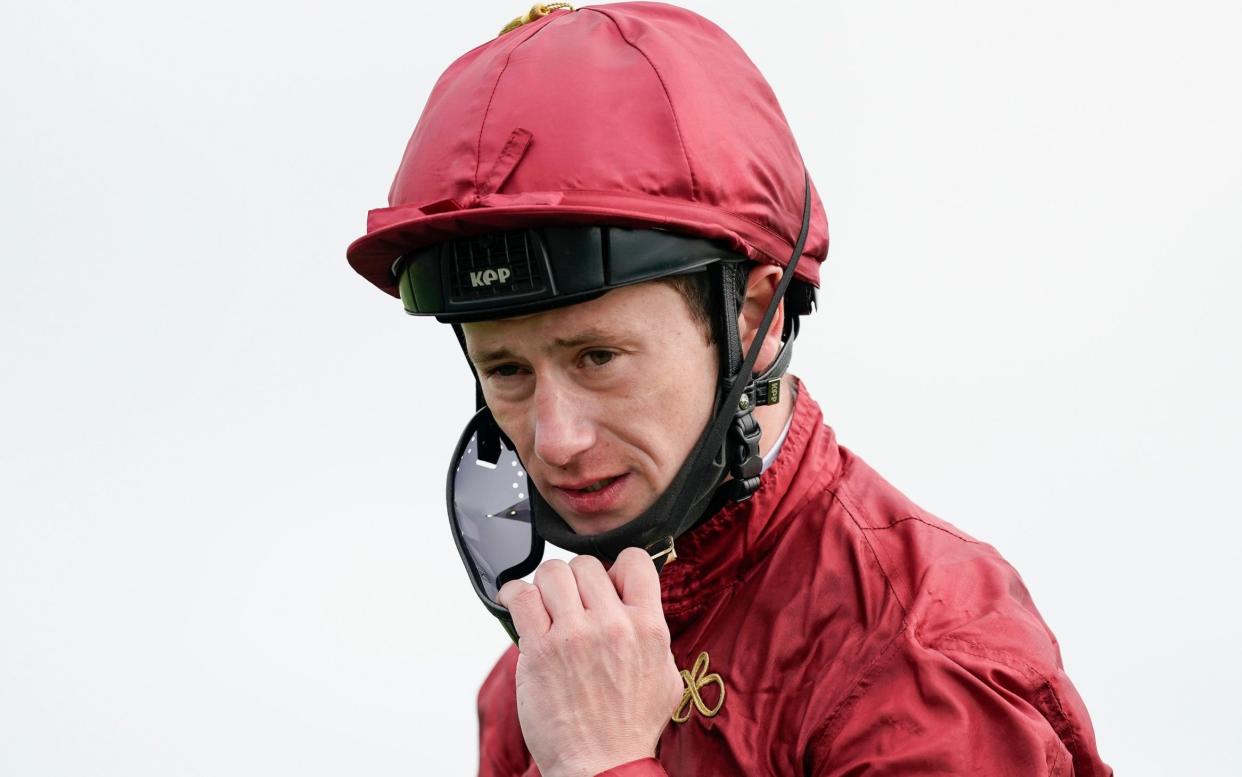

left=346, top=191, right=821, bottom=298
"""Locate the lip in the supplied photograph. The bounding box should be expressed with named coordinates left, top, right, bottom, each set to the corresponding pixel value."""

left=551, top=473, right=631, bottom=515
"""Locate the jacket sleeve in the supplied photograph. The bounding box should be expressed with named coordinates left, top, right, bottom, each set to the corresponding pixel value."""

left=594, top=758, right=669, bottom=776
left=478, top=646, right=535, bottom=777
left=807, top=629, right=1112, bottom=777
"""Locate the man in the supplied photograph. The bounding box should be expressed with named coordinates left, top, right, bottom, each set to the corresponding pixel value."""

left=347, top=3, right=1112, bottom=775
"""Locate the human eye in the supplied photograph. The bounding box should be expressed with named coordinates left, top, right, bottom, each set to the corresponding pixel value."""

left=485, top=363, right=527, bottom=379
left=581, top=349, right=617, bottom=368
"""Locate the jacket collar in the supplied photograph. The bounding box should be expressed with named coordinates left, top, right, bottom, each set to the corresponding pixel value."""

left=658, top=378, right=842, bottom=635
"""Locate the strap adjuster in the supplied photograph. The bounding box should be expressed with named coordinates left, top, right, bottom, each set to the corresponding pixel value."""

left=740, top=378, right=782, bottom=411
left=753, top=378, right=781, bottom=407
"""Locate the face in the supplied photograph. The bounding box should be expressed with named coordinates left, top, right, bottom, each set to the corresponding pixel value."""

left=461, top=281, right=718, bottom=536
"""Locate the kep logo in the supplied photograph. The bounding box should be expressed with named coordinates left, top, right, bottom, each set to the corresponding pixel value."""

left=469, top=268, right=512, bottom=288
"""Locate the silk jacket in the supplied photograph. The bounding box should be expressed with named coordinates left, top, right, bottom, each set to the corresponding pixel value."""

left=477, top=382, right=1112, bottom=776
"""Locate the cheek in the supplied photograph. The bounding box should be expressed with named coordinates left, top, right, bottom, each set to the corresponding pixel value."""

left=629, top=342, right=718, bottom=469
left=672, top=354, right=718, bottom=439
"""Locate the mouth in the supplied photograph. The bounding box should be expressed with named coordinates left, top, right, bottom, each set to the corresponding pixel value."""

left=576, top=476, right=618, bottom=493
left=551, top=473, right=630, bottom=514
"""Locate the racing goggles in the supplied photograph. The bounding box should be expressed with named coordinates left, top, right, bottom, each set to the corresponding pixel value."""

left=446, top=407, right=542, bottom=644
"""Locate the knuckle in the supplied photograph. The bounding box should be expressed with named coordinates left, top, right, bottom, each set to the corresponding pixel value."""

left=636, top=613, right=671, bottom=646
left=568, top=554, right=604, bottom=574
left=533, top=558, right=569, bottom=586
left=496, top=580, right=527, bottom=607
left=617, top=546, right=648, bottom=566
left=600, top=615, right=633, bottom=644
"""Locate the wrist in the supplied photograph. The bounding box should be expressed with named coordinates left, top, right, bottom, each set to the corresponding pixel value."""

left=543, top=752, right=658, bottom=777
left=592, top=757, right=663, bottom=776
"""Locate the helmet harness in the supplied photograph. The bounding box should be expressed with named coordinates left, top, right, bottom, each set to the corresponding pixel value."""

left=351, top=3, right=825, bottom=640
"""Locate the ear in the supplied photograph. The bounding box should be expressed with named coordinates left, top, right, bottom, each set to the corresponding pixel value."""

left=737, top=264, right=785, bottom=375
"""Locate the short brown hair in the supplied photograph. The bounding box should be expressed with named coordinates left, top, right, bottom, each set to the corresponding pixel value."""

left=659, top=271, right=716, bottom=345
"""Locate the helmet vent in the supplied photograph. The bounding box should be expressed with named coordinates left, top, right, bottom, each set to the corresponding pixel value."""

left=447, top=230, right=547, bottom=303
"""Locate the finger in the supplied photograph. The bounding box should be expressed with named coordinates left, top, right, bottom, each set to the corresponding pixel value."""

left=532, top=559, right=584, bottom=624
left=568, top=555, right=625, bottom=614
left=607, top=546, right=663, bottom=611
left=497, top=580, right=551, bottom=640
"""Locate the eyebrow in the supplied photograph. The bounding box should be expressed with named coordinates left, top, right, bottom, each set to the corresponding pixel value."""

left=468, top=327, right=625, bottom=365
left=468, top=345, right=519, bottom=365
left=552, top=328, right=620, bottom=349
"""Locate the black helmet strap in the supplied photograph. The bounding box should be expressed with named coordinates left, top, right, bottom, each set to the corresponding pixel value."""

left=449, top=169, right=813, bottom=567
left=531, top=170, right=812, bottom=564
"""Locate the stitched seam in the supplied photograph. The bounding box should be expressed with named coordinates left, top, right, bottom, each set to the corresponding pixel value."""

left=933, top=636, right=1087, bottom=772
left=861, top=515, right=981, bottom=545
left=585, top=8, right=699, bottom=200
left=801, top=477, right=915, bottom=761
left=834, top=479, right=910, bottom=616
left=474, top=17, right=564, bottom=192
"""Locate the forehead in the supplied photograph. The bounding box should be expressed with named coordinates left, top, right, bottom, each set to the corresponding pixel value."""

left=460, top=281, right=692, bottom=356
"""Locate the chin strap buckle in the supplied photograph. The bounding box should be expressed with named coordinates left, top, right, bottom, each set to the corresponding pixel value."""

left=646, top=536, right=678, bottom=572
left=727, top=396, right=764, bottom=502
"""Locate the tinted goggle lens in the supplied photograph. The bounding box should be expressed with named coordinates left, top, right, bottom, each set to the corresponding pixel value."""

left=447, top=409, right=543, bottom=624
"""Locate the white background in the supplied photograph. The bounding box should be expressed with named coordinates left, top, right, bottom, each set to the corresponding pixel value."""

left=2, top=1, right=1238, bottom=774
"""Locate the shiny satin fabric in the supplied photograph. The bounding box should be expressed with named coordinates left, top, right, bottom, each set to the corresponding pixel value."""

left=347, top=3, right=829, bottom=299
left=476, top=382, right=1113, bottom=776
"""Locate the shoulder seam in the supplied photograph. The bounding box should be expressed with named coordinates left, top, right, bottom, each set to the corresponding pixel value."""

left=832, top=478, right=910, bottom=615
left=860, top=514, right=981, bottom=544
left=802, top=476, right=913, bottom=761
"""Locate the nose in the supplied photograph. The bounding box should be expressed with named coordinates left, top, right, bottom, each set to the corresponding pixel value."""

left=531, top=380, right=596, bottom=469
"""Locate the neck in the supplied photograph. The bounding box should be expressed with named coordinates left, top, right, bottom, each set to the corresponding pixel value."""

left=753, top=373, right=797, bottom=461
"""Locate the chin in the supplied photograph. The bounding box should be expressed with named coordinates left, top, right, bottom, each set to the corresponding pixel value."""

left=564, top=512, right=633, bottom=537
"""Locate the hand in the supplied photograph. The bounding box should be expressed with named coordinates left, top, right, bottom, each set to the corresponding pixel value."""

left=496, top=547, right=683, bottom=777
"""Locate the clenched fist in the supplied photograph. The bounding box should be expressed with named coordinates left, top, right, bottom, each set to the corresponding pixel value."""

left=496, top=547, right=684, bottom=777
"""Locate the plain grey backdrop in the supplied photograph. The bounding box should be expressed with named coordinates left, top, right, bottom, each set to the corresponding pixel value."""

left=2, top=1, right=1239, bottom=774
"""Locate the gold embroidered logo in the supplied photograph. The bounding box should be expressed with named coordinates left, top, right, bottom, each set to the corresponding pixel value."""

left=672, top=651, right=726, bottom=723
